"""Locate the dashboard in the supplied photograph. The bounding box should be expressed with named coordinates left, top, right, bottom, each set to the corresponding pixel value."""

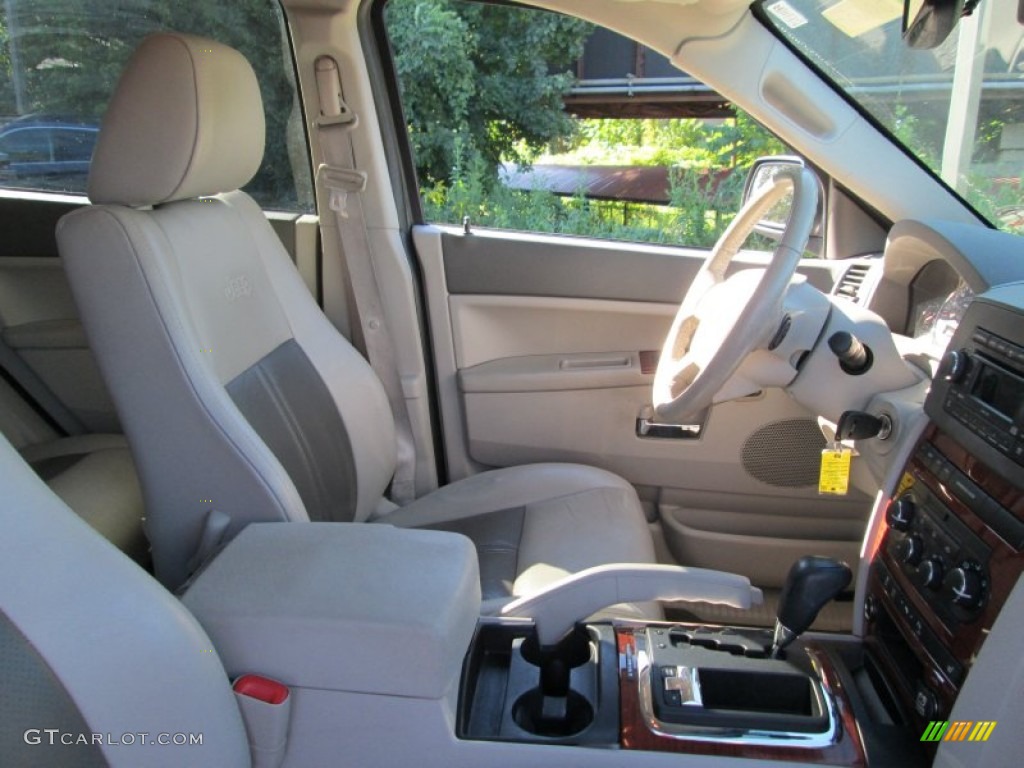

left=862, top=284, right=1024, bottom=762
left=864, top=219, right=1024, bottom=337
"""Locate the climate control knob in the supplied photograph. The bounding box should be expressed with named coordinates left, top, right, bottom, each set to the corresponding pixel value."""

left=886, top=496, right=916, bottom=532
left=939, top=349, right=969, bottom=383
left=917, top=557, right=945, bottom=591
left=895, top=534, right=924, bottom=567
left=944, top=567, right=985, bottom=612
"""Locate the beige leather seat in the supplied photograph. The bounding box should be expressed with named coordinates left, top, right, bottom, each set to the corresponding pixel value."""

left=57, top=33, right=658, bottom=615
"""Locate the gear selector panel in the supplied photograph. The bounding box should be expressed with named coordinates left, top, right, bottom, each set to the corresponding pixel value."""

left=642, top=627, right=832, bottom=736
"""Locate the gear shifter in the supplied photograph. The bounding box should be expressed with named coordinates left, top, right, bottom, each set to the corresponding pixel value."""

left=771, top=556, right=852, bottom=658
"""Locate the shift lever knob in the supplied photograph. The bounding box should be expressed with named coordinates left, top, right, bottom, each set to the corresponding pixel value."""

left=772, top=556, right=851, bottom=657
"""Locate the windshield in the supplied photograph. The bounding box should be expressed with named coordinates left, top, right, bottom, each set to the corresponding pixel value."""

left=760, top=0, right=1024, bottom=233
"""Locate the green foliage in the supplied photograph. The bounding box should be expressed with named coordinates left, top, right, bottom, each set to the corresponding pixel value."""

left=0, top=20, right=13, bottom=109
left=421, top=109, right=789, bottom=248
left=553, top=113, right=786, bottom=170
left=424, top=151, right=765, bottom=249
left=386, top=0, right=590, bottom=185
left=0, top=0, right=310, bottom=210
left=888, top=103, right=942, bottom=169
left=386, top=0, right=476, bottom=188
left=666, top=166, right=744, bottom=247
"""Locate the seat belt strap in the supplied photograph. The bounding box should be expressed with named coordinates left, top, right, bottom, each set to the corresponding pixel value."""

left=314, top=56, right=415, bottom=505
left=0, top=334, right=84, bottom=436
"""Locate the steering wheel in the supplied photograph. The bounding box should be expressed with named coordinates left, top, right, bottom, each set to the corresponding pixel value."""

left=653, top=165, right=819, bottom=423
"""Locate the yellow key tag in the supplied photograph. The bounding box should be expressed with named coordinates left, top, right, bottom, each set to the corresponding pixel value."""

left=819, top=447, right=852, bottom=496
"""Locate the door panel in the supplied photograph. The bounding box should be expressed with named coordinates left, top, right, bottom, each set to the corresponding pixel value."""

left=416, top=223, right=870, bottom=589
left=442, top=227, right=842, bottom=300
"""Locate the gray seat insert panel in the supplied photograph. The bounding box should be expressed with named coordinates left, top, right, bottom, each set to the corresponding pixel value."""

left=227, top=339, right=358, bottom=523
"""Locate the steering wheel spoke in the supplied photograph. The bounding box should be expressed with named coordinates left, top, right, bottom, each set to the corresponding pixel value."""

left=666, top=353, right=701, bottom=399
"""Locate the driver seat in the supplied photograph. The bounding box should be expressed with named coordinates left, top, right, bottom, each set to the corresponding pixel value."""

left=57, top=33, right=658, bottom=615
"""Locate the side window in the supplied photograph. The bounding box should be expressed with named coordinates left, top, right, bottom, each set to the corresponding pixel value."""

left=383, top=0, right=789, bottom=248
left=0, top=127, right=52, bottom=163
left=0, top=1, right=312, bottom=212
left=52, top=129, right=97, bottom=163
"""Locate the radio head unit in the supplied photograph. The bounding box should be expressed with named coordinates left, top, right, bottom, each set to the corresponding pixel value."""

left=928, top=297, right=1024, bottom=488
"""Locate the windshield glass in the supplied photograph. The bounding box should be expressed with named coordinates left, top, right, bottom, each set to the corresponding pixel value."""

left=760, top=0, right=1024, bottom=233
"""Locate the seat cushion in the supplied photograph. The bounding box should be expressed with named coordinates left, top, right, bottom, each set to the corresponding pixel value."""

left=381, top=463, right=661, bottom=620
left=20, top=434, right=149, bottom=565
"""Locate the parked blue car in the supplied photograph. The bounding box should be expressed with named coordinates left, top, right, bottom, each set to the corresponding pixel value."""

left=0, top=115, right=98, bottom=186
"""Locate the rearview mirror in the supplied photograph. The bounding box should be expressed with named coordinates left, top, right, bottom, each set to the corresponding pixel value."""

left=902, top=0, right=972, bottom=49
left=742, top=156, right=824, bottom=256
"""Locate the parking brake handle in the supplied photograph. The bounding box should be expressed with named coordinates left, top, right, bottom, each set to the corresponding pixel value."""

left=500, top=564, right=763, bottom=649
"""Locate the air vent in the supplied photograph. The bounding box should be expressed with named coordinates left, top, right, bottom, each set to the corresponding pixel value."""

left=835, top=263, right=871, bottom=303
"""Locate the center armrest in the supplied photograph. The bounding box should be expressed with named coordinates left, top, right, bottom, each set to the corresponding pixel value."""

left=182, top=522, right=481, bottom=700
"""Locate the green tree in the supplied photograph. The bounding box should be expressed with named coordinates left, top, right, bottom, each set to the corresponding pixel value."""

left=0, top=17, right=14, bottom=111
left=386, top=0, right=590, bottom=185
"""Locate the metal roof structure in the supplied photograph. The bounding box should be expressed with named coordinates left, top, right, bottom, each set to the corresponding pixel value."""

left=500, top=164, right=735, bottom=204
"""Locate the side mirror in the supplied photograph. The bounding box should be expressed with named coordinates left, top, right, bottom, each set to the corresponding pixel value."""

left=902, top=0, right=974, bottom=50
left=742, top=156, right=824, bottom=256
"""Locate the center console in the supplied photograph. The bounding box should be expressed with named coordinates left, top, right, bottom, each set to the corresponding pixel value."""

left=864, top=294, right=1024, bottom=738
left=457, top=291, right=1024, bottom=766
left=460, top=617, right=872, bottom=763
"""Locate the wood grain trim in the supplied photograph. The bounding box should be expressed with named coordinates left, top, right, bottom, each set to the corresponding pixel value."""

left=867, top=425, right=1024, bottom=726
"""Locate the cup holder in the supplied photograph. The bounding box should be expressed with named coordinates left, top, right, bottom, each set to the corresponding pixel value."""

left=512, top=626, right=598, bottom=738
left=519, top=625, right=592, bottom=669
left=512, top=688, right=594, bottom=737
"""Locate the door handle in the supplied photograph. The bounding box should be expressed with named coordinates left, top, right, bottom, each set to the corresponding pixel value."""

left=636, top=417, right=701, bottom=439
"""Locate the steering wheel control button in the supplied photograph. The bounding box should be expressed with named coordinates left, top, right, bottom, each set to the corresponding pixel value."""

left=768, top=314, right=792, bottom=350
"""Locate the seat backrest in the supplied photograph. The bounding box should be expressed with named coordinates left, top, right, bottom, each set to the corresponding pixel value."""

left=0, top=431, right=250, bottom=767
left=57, top=33, right=398, bottom=588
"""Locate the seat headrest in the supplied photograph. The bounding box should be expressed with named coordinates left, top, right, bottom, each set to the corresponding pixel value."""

left=88, top=33, right=265, bottom=206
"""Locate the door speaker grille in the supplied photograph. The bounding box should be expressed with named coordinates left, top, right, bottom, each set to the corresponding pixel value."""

left=741, top=419, right=825, bottom=487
